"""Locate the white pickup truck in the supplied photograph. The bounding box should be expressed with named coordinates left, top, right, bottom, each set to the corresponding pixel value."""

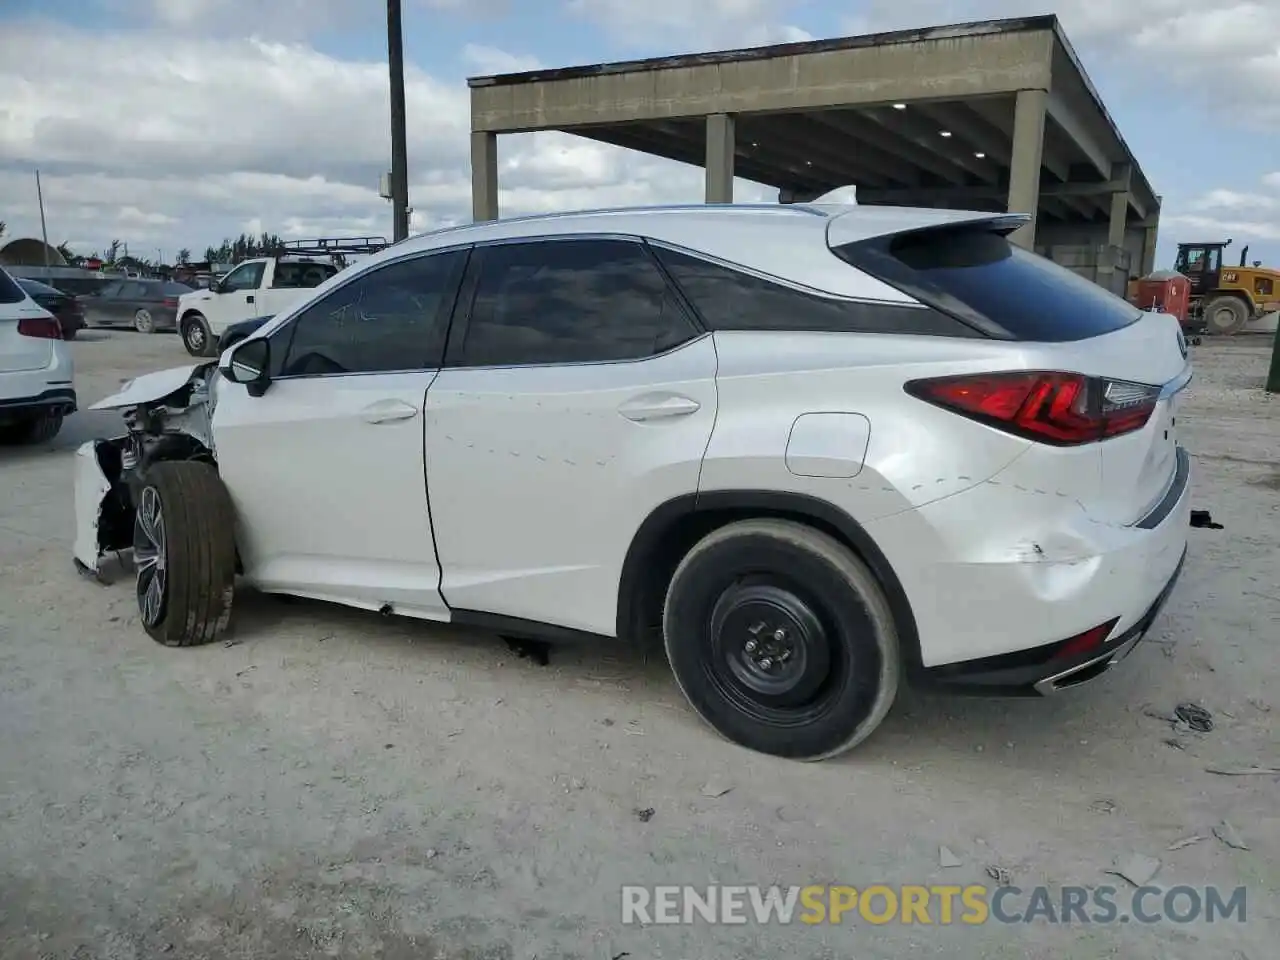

left=176, top=256, right=339, bottom=357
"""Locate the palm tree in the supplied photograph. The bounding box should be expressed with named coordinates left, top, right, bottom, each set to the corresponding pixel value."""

left=177, top=248, right=191, bottom=264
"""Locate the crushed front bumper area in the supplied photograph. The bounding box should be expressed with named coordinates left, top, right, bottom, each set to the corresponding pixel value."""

left=72, top=438, right=136, bottom=577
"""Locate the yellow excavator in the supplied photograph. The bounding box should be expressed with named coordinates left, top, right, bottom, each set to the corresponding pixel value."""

left=1170, top=239, right=1280, bottom=335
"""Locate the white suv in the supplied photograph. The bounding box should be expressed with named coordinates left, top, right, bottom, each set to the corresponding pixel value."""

left=1, top=263, right=76, bottom=444
left=72, top=204, right=1191, bottom=760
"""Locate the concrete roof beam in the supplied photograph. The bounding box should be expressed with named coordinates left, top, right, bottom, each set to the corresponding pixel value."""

left=862, top=104, right=1002, bottom=183
left=811, top=111, right=969, bottom=186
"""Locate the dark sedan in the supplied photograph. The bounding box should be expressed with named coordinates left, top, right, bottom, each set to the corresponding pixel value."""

left=15, top=277, right=86, bottom=339
left=83, top=279, right=195, bottom=334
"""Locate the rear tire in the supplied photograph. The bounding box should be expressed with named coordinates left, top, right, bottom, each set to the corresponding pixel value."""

left=1202, top=295, right=1249, bottom=336
left=181, top=312, right=215, bottom=357
left=134, top=308, right=157, bottom=334
left=0, top=411, right=64, bottom=445
left=663, top=519, right=900, bottom=761
left=133, top=461, right=237, bottom=647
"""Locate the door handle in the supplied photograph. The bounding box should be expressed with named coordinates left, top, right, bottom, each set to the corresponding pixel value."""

left=361, top=399, right=419, bottom=424
left=618, top=394, right=701, bottom=422
left=246, top=295, right=255, bottom=304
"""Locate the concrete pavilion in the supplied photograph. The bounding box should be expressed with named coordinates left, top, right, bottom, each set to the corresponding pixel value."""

left=467, top=15, right=1160, bottom=291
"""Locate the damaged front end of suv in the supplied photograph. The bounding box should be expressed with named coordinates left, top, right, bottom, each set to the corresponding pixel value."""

left=72, top=363, right=220, bottom=579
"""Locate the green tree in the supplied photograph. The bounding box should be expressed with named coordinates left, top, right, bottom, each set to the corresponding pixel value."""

left=176, top=248, right=191, bottom=264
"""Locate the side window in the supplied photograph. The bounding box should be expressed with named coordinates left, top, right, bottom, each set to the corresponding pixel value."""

left=278, top=250, right=467, bottom=377
left=1183, top=249, right=1204, bottom=272
left=654, top=246, right=958, bottom=335
left=121, top=282, right=149, bottom=298
left=221, top=262, right=265, bottom=291
left=457, top=239, right=697, bottom=367
left=272, top=262, right=337, bottom=289
left=99, top=281, right=123, bottom=298
left=1207, top=248, right=1221, bottom=272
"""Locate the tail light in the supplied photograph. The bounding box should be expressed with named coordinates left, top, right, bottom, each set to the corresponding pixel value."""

left=905, top=371, right=1160, bottom=445
left=163, top=297, right=178, bottom=308
left=17, top=316, right=63, bottom=339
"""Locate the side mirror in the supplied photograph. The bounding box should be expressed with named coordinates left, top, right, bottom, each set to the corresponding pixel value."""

left=221, top=337, right=271, bottom=396
left=208, top=278, right=223, bottom=294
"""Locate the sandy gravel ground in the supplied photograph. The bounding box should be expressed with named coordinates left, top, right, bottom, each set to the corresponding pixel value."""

left=1, top=328, right=1277, bottom=959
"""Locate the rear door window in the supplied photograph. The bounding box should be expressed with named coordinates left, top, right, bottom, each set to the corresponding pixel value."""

left=835, top=226, right=1142, bottom=342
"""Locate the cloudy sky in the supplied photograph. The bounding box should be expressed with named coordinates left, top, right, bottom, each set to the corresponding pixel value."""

left=1, top=0, right=1277, bottom=267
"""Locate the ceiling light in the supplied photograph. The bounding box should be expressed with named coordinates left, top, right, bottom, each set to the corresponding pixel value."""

left=751, top=141, right=759, bottom=148
left=806, top=160, right=813, bottom=166
left=974, top=151, right=986, bottom=158
left=939, top=130, right=952, bottom=138
left=892, top=103, right=907, bottom=110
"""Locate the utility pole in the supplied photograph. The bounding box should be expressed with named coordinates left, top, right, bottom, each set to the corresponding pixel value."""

left=386, top=0, right=410, bottom=242
left=35, top=170, right=50, bottom=268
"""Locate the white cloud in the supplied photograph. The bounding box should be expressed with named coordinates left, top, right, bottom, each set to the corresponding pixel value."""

left=462, top=43, right=543, bottom=75
left=0, top=18, right=768, bottom=259
left=567, top=0, right=814, bottom=48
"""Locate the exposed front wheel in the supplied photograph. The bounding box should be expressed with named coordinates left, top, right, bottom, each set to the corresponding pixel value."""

left=134, top=308, right=157, bottom=334
left=133, top=461, right=237, bottom=647
left=180, top=312, right=215, bottom=356
left=663, top=519, right=900, bottom=760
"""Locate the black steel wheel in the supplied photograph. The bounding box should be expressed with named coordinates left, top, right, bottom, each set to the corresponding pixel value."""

left=664, top=518, right=900, bottom=760
left=181, top=312, right=214, bottom=356
left=132, top=461, right=238, bottom=647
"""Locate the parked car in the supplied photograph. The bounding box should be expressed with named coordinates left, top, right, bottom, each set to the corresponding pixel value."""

left=72, top=203, right=1191, bottom=760
left=83, top=279, right=195, bottom=333
left=15, top=277, right=86, bottom=339
left=1, top=264, right=76, bottom=444
left=217, top=315, right=274, bottom=353
left=177, top=257, right=339, bottom=356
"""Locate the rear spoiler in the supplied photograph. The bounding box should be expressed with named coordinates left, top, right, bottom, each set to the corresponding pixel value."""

left=825, top=209, right=1030, bottom=251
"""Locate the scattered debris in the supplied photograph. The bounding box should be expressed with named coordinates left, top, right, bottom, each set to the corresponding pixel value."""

left=634, top=807, right=655, bottom=823
left=425, top=848, right=438, bottom=861
left=1189, top=509, right=1223, bottom=529
left=447, top=729, right=463, bottom=739
left=623, top=722, right=645, bottom=736
left=700, top=779, right=733, bottom=799
left=1108, top=853, right=1162, bottom=887
left=383, top=743, right=394, bottom=750
left=775, top=805, right=804, bottom=823
left=1089, top=798, right=1117, bottom=815
left=985, top=865, right=1012, bottom=886
left=602, top=718, right=615, bottom=726
left=612, top=953, right=631, bottom=960
left=1167, top=835, right=1206, bottom=851
left=1174, top=702, right=1214, bottom=733
left=1205, top=764, right=1280, bottom=776
left=1164, top=738, right=1186, bottom=751
left=235, top=665, right=257, bottom=678
left=1213, top=821, right=1249, bottom=850
left=1247, top=698, right=1271, bottom=714
left=939, top=846, right=962, bottom=868
left=503, top=636, right=551, bottom=666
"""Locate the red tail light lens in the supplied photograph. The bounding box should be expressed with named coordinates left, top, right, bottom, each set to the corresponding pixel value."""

left=905, top=371, right=1160, bottom=445
left=163, top=297, right=178, bottom=308
left=17, top=316, right=64, bottom=339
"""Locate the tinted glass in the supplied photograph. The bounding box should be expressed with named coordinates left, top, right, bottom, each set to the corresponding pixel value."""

left=273, top=261, right=338, bottom=289
left=164, top=282, right=194, bottom=295
left=279, top=250, right=466, bottom=377
left=654, top=246, right=971, bottom=336
left=99, top=281, right=124, bottom=298
left=460, top=239, right=697, bottom=367
left=0, top=265, right=24, bottom=304
left=120, top=282, right=150, bottom=299
left=836, top=227, right=1142, bottom=342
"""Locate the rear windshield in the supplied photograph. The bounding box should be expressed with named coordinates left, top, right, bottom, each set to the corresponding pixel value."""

left=835, top=226, right=1142, bottom=342
left=0, top=265, right=25, bottom=304
left=163, top=282, right=194, bottom=295
left=17, top=278, right=61, bottom=297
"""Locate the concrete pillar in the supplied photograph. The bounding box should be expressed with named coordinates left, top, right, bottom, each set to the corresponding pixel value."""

left=705, top=113, right=735, bottom=204
left=1007, top=88, right=1047, bottom=249
left=471, top=131, right=498, bottom=222
left=1141, top=201, right=1161, bottom=276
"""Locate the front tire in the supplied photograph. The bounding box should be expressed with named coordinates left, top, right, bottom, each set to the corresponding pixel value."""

left=180, top=312, right=215, bottom=356
left=1202, top=295, right=1249, bottom=336
left=663, top=519, right=900, bottom=761
left=133, top=461, right=237, bottom=647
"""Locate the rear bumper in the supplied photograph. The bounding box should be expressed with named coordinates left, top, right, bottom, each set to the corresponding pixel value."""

left=869, top=444, right=1192, bottom=693
left=0, top=386, right=77, bottom=420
